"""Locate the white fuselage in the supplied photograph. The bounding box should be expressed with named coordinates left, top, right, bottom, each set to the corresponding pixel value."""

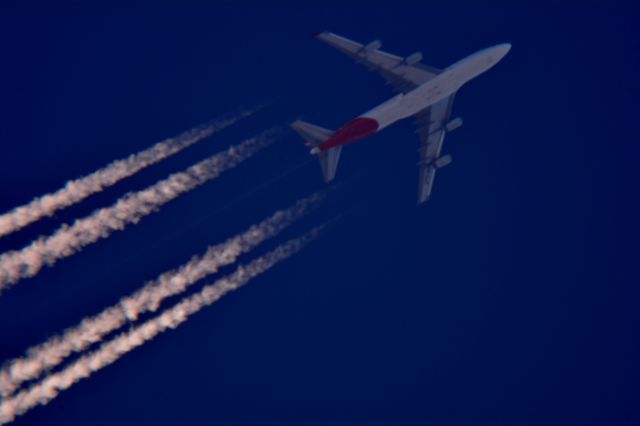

left=360, top=44, right=511, bottom=130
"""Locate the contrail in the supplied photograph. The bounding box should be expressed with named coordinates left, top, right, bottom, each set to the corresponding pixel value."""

left=0, top=229, right=320, bottom=425
left=0, top=132, right=276, bottom=294
left=0, top=191, right=324, bottom=397
left=0, top=110, right=256, bottom=239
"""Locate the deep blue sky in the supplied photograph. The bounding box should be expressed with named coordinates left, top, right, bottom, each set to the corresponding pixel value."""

left=0, top=1, right=638, bottom=425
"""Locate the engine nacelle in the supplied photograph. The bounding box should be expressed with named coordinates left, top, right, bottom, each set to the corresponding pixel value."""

left=365, top=39, right=382, bottom=51
left=445, top=117, right=463, bottom=132
left=434, top=154, right=453, bottom=169
left=404, top=51, right=423, bottom=65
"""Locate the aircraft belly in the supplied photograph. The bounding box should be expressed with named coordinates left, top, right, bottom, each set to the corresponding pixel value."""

left=367, top=77, right=459, bottom=128
left=408, top=78, right=460, bottom=112
left=360, top=93, right=429, bottom=130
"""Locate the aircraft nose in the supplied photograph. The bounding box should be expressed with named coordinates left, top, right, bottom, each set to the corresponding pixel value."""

left=494, top=43, right=511, bottom=60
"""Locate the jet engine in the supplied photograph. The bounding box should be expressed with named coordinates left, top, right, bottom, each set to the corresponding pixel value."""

left=434, top=154, right=453, bottom=169
left=445, top=117, right=463, bottom=132
left=404, top=52, right=423, bottom=65
left=364, top=40, right=382, bottom=51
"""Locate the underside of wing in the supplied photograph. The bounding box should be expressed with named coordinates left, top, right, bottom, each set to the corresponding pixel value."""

left=415, top=95, right=461, bottom=203
left=314, top=31, right=441, bottom=94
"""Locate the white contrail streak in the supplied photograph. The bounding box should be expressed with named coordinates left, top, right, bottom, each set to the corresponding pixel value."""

left=0, top=110, right=255, bottom=239
left=0, top=229, right=320, bottom=425
left=0, top=132, right=276, bottom=294
left=0, top=192, right=323, bottom=397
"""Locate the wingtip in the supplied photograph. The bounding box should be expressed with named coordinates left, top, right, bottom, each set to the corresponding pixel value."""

left=416, top=195, right=430, bottom=205
left=311, top=31, right=323, bottom=38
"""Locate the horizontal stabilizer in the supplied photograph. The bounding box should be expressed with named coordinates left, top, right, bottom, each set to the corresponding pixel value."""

left=290, top=120, right=333, bottom=148
left=290, top=120, right=342, bottom=182
left=317, top=146, right=342, bottom=182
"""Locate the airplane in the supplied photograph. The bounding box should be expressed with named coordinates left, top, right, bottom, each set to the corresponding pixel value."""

left=291, top=31, right=511, bottom=203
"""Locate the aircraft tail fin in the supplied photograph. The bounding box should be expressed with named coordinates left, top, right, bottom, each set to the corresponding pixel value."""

left=290, top=120, right=342, bottom=182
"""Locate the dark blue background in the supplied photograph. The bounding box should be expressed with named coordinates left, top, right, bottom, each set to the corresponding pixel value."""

left=1, top=1, right=638, bottom=424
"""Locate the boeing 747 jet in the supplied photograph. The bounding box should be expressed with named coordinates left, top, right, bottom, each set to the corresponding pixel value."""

left=291, top=31, right=510, bottom=203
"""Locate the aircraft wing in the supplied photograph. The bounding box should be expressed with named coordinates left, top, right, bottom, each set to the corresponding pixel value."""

left=314, top=31, right=441, bottom=94
left=415, top=95, right=458, bottom=203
